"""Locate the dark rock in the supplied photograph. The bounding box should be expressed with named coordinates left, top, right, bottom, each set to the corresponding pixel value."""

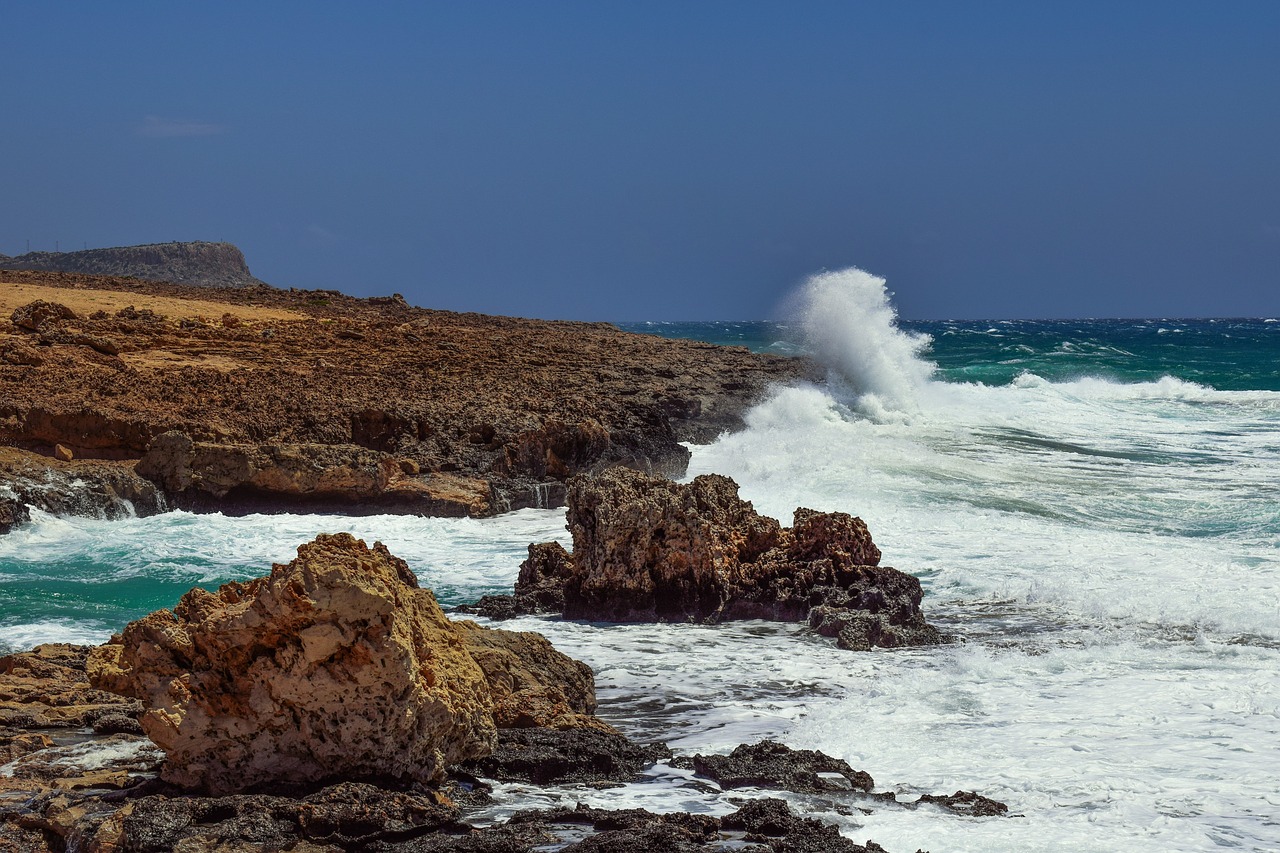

left=91, top=712, right=144, bottom=736
left=521, top=468, right=942, bottom=649
left=1, top=241, right=268, bottom=289
left=677, top=740, right=874, bottom=793
left=114, top=782, right=460, bottom=851
left=455, top=727, right=672, bottom=785
left=721, top=798, right=878, bottom=853
left=0, top=493, right=30, bottom=534
left=0, top=448, right=166, bottom=531
left=458, top=542, right=574, bottom=619
left=915, top=789, right=1009, bottom=817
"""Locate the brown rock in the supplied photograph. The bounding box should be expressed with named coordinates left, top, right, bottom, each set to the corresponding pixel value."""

left=1, top=269, right=811, bottom=522
left=452, top=620, right=609, bottom=732
left=98, top=533, right=497, bottom=794
left=10, top=299, right=78, bottom=331
left=0, top=644, right=141, bottom=729
left=54, top=443, right=73, bottom=462
left=135, top=432, right=492, bottom=517
left=538, top=468, right=942, bottom=649
left=1, top=341, right=44, bottom=366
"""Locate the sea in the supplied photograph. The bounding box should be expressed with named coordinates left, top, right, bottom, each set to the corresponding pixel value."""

left=2, top=268, right=1278, bottom=852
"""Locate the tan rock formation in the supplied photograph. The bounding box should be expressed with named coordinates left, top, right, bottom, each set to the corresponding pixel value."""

left=451, top=620, right=610, bottom=732
left=96, top=533, right=497, bottom=794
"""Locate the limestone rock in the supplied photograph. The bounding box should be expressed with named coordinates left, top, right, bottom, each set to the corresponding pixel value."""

left=136, top=431, right=492, bottom=517
left=0, top=644, right=142, bottom=729
left=543, top=469, right=940, bottom=650
left=10, top=300, right=78, bottom=331
left=452, top=620, right=605, bottom=732
left=0, top=447, right=166, bottom=528
left=98, top=532, right=497, bottom=793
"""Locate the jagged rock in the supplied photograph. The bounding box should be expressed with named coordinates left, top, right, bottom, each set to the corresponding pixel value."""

left=0, top=644, right=142, bottom=728
left=1, top=340, right=44, bottom=365
left=1, top=269, right=809, bottom=522
left=0, top=493, right=30, bottom=534
left=524, top=468, right=941, bottom=649
left=0, top=447, right=166, bottom=529
left=915, top=789, right=1009, bottom=817
left=106, top=782, right=460, bottom=852
left=95, top=533, right=498, bottom=793
left=457, top=542, right=573, bottom=619
left=450, top=620, right=606, bottom=731
left=10, top=300, right=78, bottom=331
left=456, top=727, right=672, bottom=785
left=721, top=798, right=885, bottom=853
left=676, top=740, right=874, bottom=793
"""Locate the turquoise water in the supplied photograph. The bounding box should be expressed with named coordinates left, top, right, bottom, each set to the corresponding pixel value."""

left=620, top=317, right=1280, bottom=390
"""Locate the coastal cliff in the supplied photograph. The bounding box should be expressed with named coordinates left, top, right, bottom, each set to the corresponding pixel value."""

left=0, top=242, right=267, bottom=289
left=0, top=269, right=811, bottom=520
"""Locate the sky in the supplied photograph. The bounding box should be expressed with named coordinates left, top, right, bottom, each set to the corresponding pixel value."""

left=2, top=2, right=1278, bottom=321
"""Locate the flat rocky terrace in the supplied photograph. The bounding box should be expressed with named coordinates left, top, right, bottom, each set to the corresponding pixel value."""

left=0, top=269, right=812, bottom=520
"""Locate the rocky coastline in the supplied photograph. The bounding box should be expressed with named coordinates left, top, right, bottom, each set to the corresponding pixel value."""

left=0, top=269, right=993, bottom=850
left=1, top=269, right=810, bottom=522
left=0, top=532, right=1000, bottom=852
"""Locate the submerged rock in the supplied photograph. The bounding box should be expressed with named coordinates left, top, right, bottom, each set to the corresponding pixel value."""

left=455, top=727, right=672, bottom=785
left=493, top=468, right=943, bottom=650
left=675, top=739, right=874, bottom=794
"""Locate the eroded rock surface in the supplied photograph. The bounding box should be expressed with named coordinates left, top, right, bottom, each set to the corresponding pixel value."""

left=0, top=447, right=165, bottom=532
left=93, top=532, right=498, bottom=793
left=488, top=469, right=943, bottom=650
left=0, top=270, right=810, bottom=523
left=676, top=740, right=874, bottom=794
left=455, top=728, right=672, bottom=785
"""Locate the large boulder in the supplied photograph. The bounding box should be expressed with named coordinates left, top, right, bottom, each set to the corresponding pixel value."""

left=521, top=468, right=942, bottom=650
left=94, top=533, right=497, bottom=793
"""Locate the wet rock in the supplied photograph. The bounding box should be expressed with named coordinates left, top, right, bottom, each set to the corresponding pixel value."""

left=91, top=712, right=144, bottom=736
left=722, top=797, right=883, bottom=853
left=0, top=447, right=166, bottom=531
left=456, top=727, right=672, bottom=785
left=914, top=789, right=1009, bottom=817
left=458, top=542, right=573, bottom=619
left=676, top=740, right=874, bottom=793
left=95, top=533, right=497, bottom=793
left=523, top=468, right=942, bottom=649
left=112, top=782, right=460, bottom=852
left=0, top=493, right=30, bottom=534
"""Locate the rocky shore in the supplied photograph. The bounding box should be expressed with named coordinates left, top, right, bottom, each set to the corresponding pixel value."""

left=464, top=468, right=945, bottom=651
left=0, top=533, right=1000, bottom=852
left=0, top=269, right=810, bottom=522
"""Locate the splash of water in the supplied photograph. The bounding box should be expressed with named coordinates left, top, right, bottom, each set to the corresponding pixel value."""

left=791, top=267, right=936, bottom=419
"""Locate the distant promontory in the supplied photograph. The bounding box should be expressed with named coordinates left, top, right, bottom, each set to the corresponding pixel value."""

left=0, top=241, right=266, bottom=289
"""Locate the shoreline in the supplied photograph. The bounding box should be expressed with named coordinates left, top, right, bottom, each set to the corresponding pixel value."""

left=1, top=269, right=812, bottom=528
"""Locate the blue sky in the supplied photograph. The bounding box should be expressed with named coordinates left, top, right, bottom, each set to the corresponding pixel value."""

left=2, top=2, right=1277, bottom=320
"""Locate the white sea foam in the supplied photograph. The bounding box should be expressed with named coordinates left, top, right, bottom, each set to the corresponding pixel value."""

left=790, top=267, right=936, bottom=419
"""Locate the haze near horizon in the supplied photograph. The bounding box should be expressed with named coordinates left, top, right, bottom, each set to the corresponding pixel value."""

left=2, top=2, right=1277, bottom=321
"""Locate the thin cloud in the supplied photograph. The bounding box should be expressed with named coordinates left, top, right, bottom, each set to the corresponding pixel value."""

left=137, top=115, right=226, bottom=138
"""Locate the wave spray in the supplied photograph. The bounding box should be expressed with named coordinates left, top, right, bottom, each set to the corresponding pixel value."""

left=792, top=267, right=936, bottom=419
